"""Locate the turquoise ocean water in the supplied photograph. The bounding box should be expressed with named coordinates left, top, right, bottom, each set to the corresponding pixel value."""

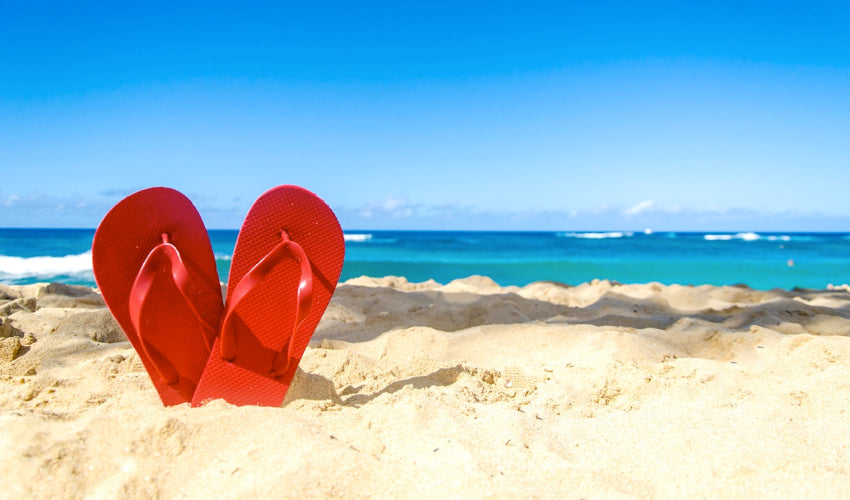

left=1, top=229, right=849, bottom=290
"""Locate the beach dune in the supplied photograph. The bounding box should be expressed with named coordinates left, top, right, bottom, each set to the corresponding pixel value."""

left=2, top=277, right=850, bottom=498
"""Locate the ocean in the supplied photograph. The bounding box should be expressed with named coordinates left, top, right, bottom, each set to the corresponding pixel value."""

left=1, top=229, right=849, bottom=290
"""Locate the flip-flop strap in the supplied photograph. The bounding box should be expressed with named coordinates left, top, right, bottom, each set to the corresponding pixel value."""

left=219, top=230, right=314, bottom=377
left=129, top=233, right=218, bottom=385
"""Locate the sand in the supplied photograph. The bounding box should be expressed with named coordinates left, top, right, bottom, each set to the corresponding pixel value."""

left=1, top=277, right=850, bottom=498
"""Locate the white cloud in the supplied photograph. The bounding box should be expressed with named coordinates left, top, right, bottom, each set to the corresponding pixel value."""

left=4, top=194, right=20, bottom=207
left=382, top=196, right=407, bottom=211
left=348, top=196, right=425, bottom=221
left=334, top=197, right=850, bottom=232
left=0, top=192, right=116, bottom=227
left=623, top=199, right=655, bottom=216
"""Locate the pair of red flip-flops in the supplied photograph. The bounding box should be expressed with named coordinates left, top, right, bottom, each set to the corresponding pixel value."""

left=92, top=186, right=345, bottom=407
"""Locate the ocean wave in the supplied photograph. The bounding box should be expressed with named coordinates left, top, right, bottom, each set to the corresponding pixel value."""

left=344, top=233, right=373, bottom=242
left=557, top=231, right=633, bottom=239
left=703, top=232, right=791, bottom=242
left=704, top=234, right=735, bottom=241
left=0, top=252, right=94, bottom=280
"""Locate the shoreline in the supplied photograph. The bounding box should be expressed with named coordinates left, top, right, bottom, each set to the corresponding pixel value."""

left=2, top=277, right=850, bottom=497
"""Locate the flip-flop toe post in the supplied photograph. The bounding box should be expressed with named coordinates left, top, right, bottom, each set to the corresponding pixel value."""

left=192, top=185, right=345, bottom=407
left=92, top=188, right=223, bottom=405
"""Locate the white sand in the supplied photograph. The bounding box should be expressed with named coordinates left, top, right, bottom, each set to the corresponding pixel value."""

left=2, top=277, right=850, bottom=498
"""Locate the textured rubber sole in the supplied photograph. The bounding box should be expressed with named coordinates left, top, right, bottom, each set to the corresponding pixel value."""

left=93, top=188, right=223, bottom=405
left=192, top=185, right=345, bottom=407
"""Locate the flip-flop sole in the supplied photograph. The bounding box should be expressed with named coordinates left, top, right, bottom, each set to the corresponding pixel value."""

left=92, top=187, right=223, bottom=405
left=192, top=185, right=345, bottom=407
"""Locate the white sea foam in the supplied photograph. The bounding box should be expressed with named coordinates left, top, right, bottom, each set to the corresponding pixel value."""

left=558, top=231, right=632, bottom=239
left=704, top=232, right=772, bottom=242
left=344, top=233, right=373, bottom=242
left=0, top=251, right=93, bottom=279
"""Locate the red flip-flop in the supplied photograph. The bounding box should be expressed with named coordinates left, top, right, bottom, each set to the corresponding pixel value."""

left=192, top=185, right=345, bottom=407
left=92, top=188, right=224, bottom=406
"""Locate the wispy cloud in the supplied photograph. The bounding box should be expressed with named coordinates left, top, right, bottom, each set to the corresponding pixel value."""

left=347, top=196, right=429, bottom=221
left=0, top=189, right=253, bottom=229
left=336, top=197, right=850, bottom=232
left=623, top=199, right=655, bottom=216
left=5, top=190, right=850, bottom=232
left=4, top=194, right=21, bottom=207
left=0, top=191, right=140, bottom=228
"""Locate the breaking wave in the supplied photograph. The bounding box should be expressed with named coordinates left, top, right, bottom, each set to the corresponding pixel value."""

left=704, top=232, right=792, bottom=242
left=0, top=252, right=94, bottom=282
left=557, top=232, right=632, bottom=239
left=344, top=233, right=373, bottom=242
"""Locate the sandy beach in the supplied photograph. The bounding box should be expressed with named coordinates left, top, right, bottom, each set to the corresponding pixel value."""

left=2, top=276, right=850, bottom=498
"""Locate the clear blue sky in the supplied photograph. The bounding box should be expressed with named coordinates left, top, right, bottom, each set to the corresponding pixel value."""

left=2, top=1, right=849, bottom=231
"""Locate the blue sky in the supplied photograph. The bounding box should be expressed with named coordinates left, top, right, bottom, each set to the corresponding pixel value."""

left=1, top=1, right=849, bottom=231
